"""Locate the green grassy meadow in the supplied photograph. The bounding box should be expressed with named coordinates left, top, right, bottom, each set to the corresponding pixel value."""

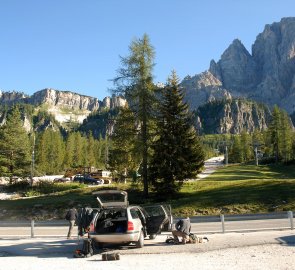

left=171, top=164, right=295, bottom=216
left=0, top=163, right=295, bottom=220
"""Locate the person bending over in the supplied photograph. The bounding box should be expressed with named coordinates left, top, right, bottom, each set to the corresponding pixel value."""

left=172, top=217, right=191, bottom=244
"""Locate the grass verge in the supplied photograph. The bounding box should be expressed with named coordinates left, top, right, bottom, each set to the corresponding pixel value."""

left=0, top=164, right=295, bottom=219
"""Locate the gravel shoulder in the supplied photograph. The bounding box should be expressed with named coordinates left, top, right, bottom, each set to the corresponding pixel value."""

left=0, top=230, right=294, bottom=270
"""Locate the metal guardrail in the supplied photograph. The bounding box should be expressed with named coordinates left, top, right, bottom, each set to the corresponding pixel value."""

left=0, top=211, right=293, bottom=238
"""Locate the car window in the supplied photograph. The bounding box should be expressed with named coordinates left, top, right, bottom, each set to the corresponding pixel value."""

left=143, top=205, right=165, bottom=217
left=130, top=208, right=139, bottom=219
left=136, top=209, right=145, bottom=220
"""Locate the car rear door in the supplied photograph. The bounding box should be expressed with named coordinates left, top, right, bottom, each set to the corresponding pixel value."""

left=142, top=204, right=173, bottom=235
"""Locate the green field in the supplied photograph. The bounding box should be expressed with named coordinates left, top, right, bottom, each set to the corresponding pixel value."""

left=1, top=164, right=295, bottom=220
left=171, top=164, right=295, bottom=216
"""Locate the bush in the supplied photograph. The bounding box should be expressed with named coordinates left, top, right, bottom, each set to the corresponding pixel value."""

left=34, top=181, right=83, bottom=194
left=259, top=157, right=277, bottom=165
left=5, top=180, right=30, bottom=192
left=24, top=190, right=42, bottom=197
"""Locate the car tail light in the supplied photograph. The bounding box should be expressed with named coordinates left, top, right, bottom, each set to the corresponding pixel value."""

left=89, top=222, right=95, bottom=232
left=127, top=221, right=134, bottom=231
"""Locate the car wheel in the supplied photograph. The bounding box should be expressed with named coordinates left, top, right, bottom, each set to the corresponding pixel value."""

left=149, top=234, right=157, bottom=240
left=135, top=230, right=144, bottom=248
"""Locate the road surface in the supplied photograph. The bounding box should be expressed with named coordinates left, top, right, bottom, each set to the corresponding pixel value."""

left=197, top=156, right=224, bottom=180
left=0, top=230, right=295, bottom=270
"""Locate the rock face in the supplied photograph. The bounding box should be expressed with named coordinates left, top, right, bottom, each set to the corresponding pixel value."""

left=196, top=99, right=272, bottom=134
left=180, top=71, right=232, bottom=110
left=182, top=17, right=295, bottom=114
left=29, top=89, right=100, bottom=111
left=0, top=90, right=28, bottom=103
left=0, top=88, right=126, bottom=124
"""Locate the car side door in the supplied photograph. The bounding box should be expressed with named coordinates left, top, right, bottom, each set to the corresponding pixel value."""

left=142, top=205, right=172, bottom=235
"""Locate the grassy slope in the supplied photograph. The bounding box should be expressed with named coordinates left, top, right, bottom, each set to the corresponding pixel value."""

left=0, top=164, right=295, bottom=219
left=170, top=164, right=295, bottom=216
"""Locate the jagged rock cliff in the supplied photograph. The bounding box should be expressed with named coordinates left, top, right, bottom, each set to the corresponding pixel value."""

left=182, top=17, right=295, bottom=114
left=196, top=99, right=272, bottom=134
left=0, top=88, right=126, bottom=124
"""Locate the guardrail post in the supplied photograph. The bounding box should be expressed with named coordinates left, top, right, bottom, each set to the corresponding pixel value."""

left=220, top=214, right=225, bottom=233
left=287, top=211, right=294, bottom=230
left=31, top=220, right=35, bottom=238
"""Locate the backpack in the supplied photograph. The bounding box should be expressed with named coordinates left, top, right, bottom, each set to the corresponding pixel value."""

left=188, top=233, right=197, bottom=244
left=65, top=211, right=70, bottom=221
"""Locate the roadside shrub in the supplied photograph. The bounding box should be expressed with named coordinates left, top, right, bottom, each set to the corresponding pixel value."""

left=24, top=190, right=42, bottom=197
left=35, top=181, right=56, bottom=194
left=35, top=181, right=83, bottom=194
left=5, top=180, right=30, bottom=192
left=259, top=157, right=277, bottom=165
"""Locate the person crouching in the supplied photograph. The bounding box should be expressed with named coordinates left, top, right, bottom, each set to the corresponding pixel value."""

left=172, top=217, right=191, bottom=244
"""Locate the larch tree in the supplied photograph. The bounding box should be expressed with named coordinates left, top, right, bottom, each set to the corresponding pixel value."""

left=112, top=34, right=156, bottom=197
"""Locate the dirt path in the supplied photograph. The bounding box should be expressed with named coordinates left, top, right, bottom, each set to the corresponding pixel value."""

left=197, top=156, right=224, bottom=180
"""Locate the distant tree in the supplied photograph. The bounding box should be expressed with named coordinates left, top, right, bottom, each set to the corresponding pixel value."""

left=108, top=105, right=140, bottom=180
left=0, top=107, right=31, bottom=180
left=268, top=106, right=282, bottom=162
left=63, top=133, right=75, bottom=169
left=112, top=34, right=156, bottom=197
left=149, top=71, right=205, bottom=197
left=229, top=135, right=243, bottom=163
left=240, top=130, right=252, bottom=162
left=95, top=135, right=106, bottom=168
left=267, top=106, right=294, bottom=163
left=36, top=129, right=65, bottom=174
left=72, top=132, right=84, bottom=167
left=85, top=132, right=96, bottom=168
left=280, top=110, right=293, bottom=162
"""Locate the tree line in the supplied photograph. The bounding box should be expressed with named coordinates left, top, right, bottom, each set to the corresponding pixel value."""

left=227, top=105, right=295, bottom=164
left=0, top=107, right=109, bottom=178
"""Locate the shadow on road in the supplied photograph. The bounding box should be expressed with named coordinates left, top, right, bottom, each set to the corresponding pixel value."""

left=276, top=235, right=295, bottom=246
left=0, top=239, right=81, bottom=258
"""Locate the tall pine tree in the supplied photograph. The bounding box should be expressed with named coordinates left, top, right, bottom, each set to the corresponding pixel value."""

left=149, top=71, right=205, bottom=197
left=0, top=106, right=31, bottom=180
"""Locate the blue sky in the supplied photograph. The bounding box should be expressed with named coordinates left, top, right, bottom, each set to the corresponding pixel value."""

left=0, top=0, right=294, bottom=100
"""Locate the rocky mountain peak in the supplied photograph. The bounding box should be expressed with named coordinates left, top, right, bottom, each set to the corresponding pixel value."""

left=182, top=17, right=295, bottom=114
left=222, top=39, right=249, bottom=57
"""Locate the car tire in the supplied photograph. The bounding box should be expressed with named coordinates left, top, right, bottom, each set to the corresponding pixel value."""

left=149, top=234, right=157, bottom=240
left=135, top=230, right=144, bottom=248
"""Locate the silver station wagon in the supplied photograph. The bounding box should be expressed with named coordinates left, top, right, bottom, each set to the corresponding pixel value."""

left=77, top=190, right=173, bottom=248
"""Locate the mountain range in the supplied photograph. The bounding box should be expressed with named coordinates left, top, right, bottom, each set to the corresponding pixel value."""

left=1, top=17, right=295, bottom=134
left=181, top=17, right=295, bottom=115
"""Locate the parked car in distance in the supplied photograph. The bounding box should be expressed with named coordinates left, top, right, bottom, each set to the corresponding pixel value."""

left=53, top=177, right=71, bottom=183
left=73, top=174, right=103, bottom=185
left=76, top=190, right=173, bottom=248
